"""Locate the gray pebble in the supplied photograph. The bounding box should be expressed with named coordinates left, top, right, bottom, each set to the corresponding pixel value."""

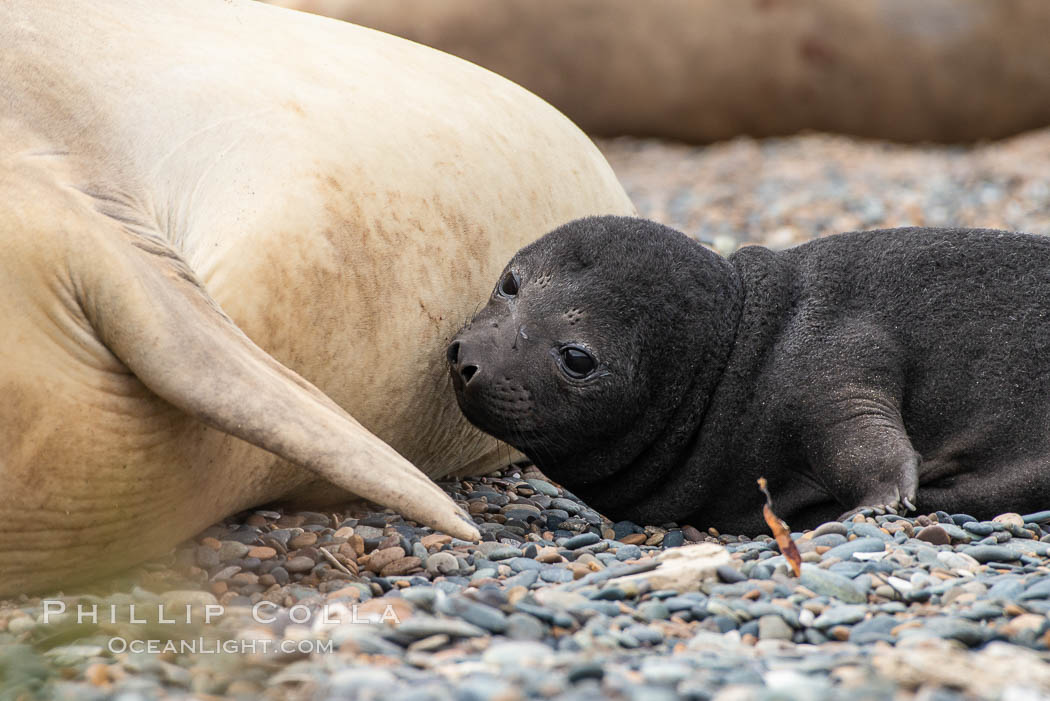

left=218, top=540, right=249, bottom=561
left=399, top=587, right=437, bottom=611
left=469, top=567, right=498, bottom=582
left=662, top=530, right=685, bottom=548
left=919, top=617, right=989, bottom=647
left=526, top=479, right=560, bottom=497
left=959, top=603, right=1004, bottom=621
left=196, top=547, right=220, bottom=568
left=396, top=616, right=487, bottom=639
left=571, top=600, right=622, bottom=618
left=715, top=564, right=747, bottom=583
left=964, top=545, right=1020, bottom=563
left=1020, top=578, right=1050, bottom=600
left=823, top=537, right=886, bottom=561
left=637, top=601, right=671, bottom=621
left=613, top=520, right=643, bottom=538
left=986, top=576, right=1025, bottom=600
left=563, top=532, right=601, bottom=549
left=436, top=597, right=508, bottom=633
left=269, top=566, right=289, bottom=585
left=626, top=624, right=665, bottom=646
left=615, top=544, right=643, bottom=561
left=812, top=604, right=867, bottom=628
left=640, top=660, right=691, bottom=684
left=508, top=557, right=543, bottom=572
left=800, top=564, right=867, bottom=604
left=353, top=525, right=385, bottom=539
left=434, top=580, right=466, bottom=595
left=481, top=641, right=555, bottom=667
left=850, top=523, right=892, bottom=541
left=750, top=564, right=774, bottom=580
left=758, top=614, right=794, bottom=640
left=284, top=556, right=315, bottom=573
left=540, top=567, right=575, bottom=583
left=426, top=551, right=459, bottom=576
left=963, top=521, right=996, bottom=537
left=505, top=612, right=547, bottom=641
left=477, top=543, right=522, bottom=560
left=811, top=521, right=849, bottom=538
left=550, top=498, right=582, bottom=515
left=809, top=533, right=849, bottom=548
left=502, top=569, right=540, bottom=589
left=848, top=614, right=899, bottom=644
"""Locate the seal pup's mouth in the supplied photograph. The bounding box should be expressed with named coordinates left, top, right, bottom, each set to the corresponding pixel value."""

left=446, top=332, right=537, bottom=443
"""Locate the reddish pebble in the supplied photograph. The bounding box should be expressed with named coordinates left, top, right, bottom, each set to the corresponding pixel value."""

left=380, top=556, right=423, bottom=577
left=915, top=525, right=951, bottom=546
left=420, top=533, right=452, bottom=549
left=365, top=546, right=406, bottom=574
left=84, top=663, right=111, bottom=687
left=248, top=546, right=276, bottom=560
left=288, top=532, right=318, bottom=549
left=682, top=525, right=704, bottom=542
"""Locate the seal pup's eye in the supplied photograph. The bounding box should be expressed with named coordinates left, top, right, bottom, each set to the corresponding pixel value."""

left=558, top=345, right=597, bottom=379
left=497, top=271, right=520, bottom=298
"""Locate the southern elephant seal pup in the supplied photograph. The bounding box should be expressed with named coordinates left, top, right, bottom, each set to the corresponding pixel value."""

left=0, top=0, right=634, bottom=596
left=449, top=216, right=1050, bottom=534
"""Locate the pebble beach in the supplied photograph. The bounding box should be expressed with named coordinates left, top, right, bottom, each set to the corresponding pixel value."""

left=4, top=129, right=1050, bottom=700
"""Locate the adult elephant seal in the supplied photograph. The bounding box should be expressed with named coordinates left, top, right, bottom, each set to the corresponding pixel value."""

left=271, top=0, right=1050, bottom=144
left=0, top=0, right=633, bottom=597
left=449, top=217, right=1050, bottom=534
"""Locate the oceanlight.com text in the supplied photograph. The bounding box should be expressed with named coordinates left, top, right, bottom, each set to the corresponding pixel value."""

left=105, top=637, right=334, bottom=655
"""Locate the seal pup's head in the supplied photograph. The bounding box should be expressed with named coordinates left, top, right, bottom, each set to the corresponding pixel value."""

left=447, top=216, right=742, bottom=516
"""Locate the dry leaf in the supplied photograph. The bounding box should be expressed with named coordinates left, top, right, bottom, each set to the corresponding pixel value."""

left=757, top=476, right=802, bottom=577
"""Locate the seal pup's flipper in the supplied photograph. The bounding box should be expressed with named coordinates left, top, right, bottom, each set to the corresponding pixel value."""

left=79, top=224, right=479, bottom=542
left=800, top=395, right=920, bottom=520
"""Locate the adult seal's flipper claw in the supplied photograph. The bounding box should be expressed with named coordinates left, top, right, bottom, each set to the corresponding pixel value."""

left=83, top=227, right=479, bottom=542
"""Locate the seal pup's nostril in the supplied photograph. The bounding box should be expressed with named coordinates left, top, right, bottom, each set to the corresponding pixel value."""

left=446, top=341, right=460, bottom=365
left=461, top=364, right=479, bottom=383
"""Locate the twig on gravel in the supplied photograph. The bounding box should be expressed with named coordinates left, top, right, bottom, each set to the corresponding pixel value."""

left=318, top=546, right=352, bottom=576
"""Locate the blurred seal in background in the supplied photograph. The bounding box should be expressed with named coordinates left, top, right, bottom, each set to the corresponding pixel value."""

left=273, top=0, right=1050, bottom=143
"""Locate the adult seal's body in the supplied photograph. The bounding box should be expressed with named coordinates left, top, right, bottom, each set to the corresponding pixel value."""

left=449, top=217, right=1050, bottom=533
left=272, top=0, right=1050, bottom=144
left=0, top=0, right=633, bottom=596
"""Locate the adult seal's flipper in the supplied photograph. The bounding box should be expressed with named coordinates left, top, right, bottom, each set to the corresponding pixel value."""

left=80, top=223, right=479, bottom=542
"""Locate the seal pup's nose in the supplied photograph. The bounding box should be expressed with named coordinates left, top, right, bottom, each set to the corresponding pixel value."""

left=446, top=340, right=480, bottom=385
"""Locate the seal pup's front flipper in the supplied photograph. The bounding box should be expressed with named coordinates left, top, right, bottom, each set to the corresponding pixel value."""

left=798, top=391, right=920, bottom=520
left=78, top=222, right=479, bottom=542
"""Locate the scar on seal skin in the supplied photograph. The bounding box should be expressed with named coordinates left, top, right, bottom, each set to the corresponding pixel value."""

left=450, top=216, right=1050, bottom=534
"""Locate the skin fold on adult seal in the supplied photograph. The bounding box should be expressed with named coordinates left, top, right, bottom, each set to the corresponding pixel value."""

left=449, top=216, right=1050, bottom=534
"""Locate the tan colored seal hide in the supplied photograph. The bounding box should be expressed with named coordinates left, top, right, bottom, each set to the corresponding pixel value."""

left=0, top=0, right=633, bottom=596
left=273, top=0, right=1050, bottom=143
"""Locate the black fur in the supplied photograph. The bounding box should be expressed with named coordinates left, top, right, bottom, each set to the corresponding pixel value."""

left=449, top=216, right=1050, bottom=533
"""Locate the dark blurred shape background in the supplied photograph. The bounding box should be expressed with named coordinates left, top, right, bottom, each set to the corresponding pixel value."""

left=266, top=0, right=1050, bottom=144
